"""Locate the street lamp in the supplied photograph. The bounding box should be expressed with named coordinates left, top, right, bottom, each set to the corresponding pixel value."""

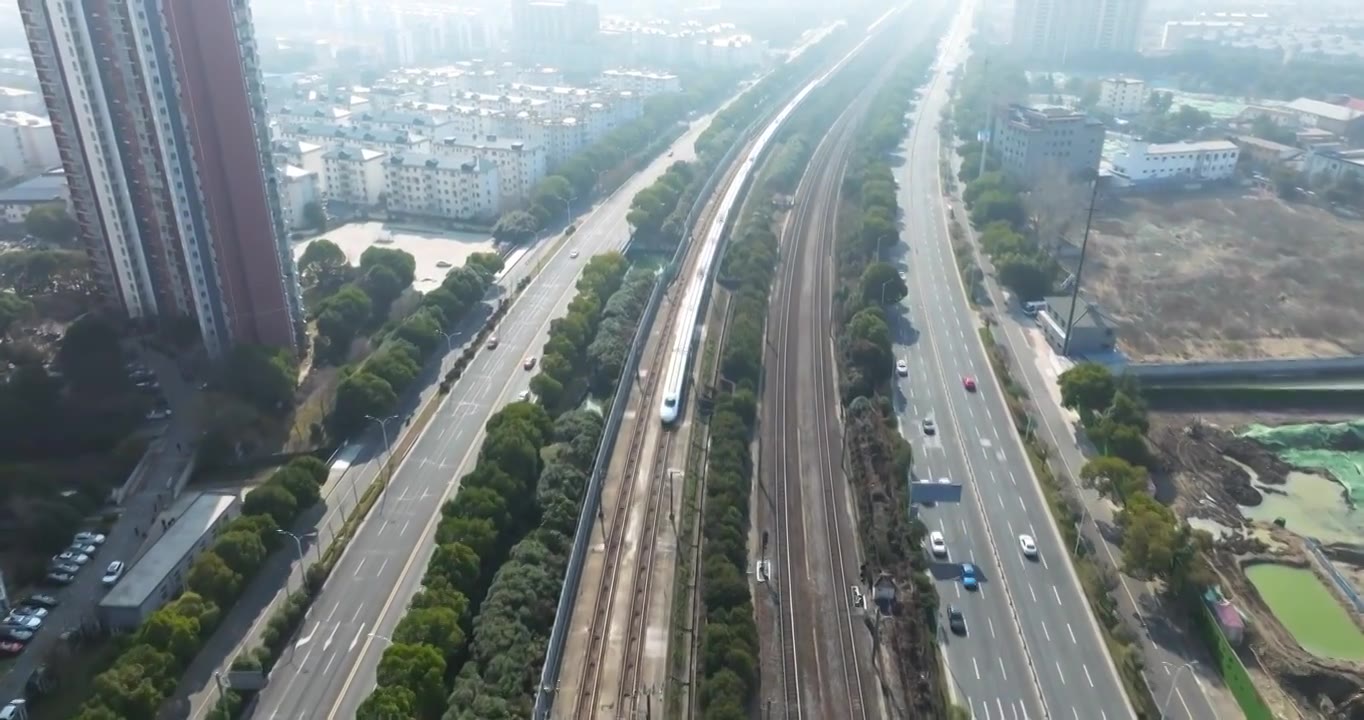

left=1074, top=503, right=1092, bottom=557
left=437, top=330, right=461, bottom=371
left=1161, top=661, right=1198, bottom=716
left=276, top=529, right=317, bottom=593
left=880, top=278, right=900, bottom=306
left=366, top=414, right=400, bottom=515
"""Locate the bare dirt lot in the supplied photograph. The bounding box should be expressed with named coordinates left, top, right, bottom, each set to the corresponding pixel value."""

left=1078, top=190, right=1364, bottom=362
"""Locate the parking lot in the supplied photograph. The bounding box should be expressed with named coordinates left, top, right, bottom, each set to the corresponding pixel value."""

left=292, top=221, right=497, bottom=293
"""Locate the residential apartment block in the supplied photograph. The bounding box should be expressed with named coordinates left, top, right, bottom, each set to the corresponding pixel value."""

left=1011, top=0, right=1147, bottom=58
left=382, top=153, right=499, bottom=222
left=279, top=166, right=321, bottom=232
left=600, top=69, right=681, bottom=97
left=19, top=0, right=302, bottom=355
left=1097, top=78, right=1146, bottom=116
left=0, top=110, right=58, bottom=176
left=434, top=135, right=546, bottom=207
left=321, top=145, right=387, bottom=207
left=991, top=104, right=1106, bottom=184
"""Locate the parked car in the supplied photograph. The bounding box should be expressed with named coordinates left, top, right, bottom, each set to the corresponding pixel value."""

left=21, top=595, right=59, bottom=609
left=51, top=562, right=80, bottom=575
left=56, top=551, right=89, bottom=566
left=74, top=532, right=106, bottom=546
left=42, top=572, right=74, bottom=587
left=102, top=561, right=125, bottom=587
left=0, top=641, right=24, bottom=655
left=70, top=543, right=97, bottom=556
left=2, top=616, right=42, bottom=632
left=0, top=629, right=33, bottom=643
left=7, top=607, right=47, bottom=620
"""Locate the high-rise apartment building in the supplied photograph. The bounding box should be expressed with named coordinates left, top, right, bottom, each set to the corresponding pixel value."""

left=511, top=0, right=601, bottom=73
left=18, top=0, right=302, bottom=356
left=1011, top=0, right=1147, bottom=59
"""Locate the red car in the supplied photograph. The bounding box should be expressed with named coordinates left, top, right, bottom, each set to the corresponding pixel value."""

left=962, top=376, right=977, bottom=392
left=0, top=641, right=23, bottom=655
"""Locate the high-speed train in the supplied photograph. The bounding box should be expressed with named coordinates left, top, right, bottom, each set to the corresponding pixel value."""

left=656, top=18, right=895, bottom=424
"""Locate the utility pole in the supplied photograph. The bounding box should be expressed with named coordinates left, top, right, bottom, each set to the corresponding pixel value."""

left=1061, top=178, right=1101, bottom=356
left=977, top=58, right=992, bottom=181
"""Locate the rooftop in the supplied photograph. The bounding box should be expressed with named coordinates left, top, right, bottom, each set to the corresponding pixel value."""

left=0, top=173, right=66, bottom=205
left=1140, top=140, right=1239, bottom=155
left=283, top=164, right=315, bottom=180
left=438, top=134, right=533, bottom=151
left=1287, top=98, right=1363, bottom=123
left=286, top=123, right=426, bottom=146
left=387, top=152, right=486, bottom=173
left=0, top=110, right=49, bottom=127
left=99, top=492, right=238, bottom=610
left=322, top=144, right=387, bottom=162
left=1044, top=295, right=1110, bottom=330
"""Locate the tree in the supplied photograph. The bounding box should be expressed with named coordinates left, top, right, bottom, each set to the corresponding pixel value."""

left=273, top=466, right=321, bottom=509
left=0, top=293, right=31, bottom=337
left=361, top=263, right=405, bottom=314
left=297, top=239, right=349, bottom=288
left=1080, top=456, right=1148, bottom=504
left=491, top=210, right=539, bottom=245
left=140, top=603, right=207, bottom=664
left=316, top=285, right=373, bottom=359
left=1116, top=493, right=1180, bottom=578
left=375, top=643, right=447, bottom=720
left=356, top=686, right=417, bottom=720
left=366, top=342, right=422, bottom=394
left=242, top=483, right=298, bottom=527
left=24, top=203, right=78, bottom=245
left=427, top=542, right=481, bottom=596
left=464, top=251, right=505, bottom=279
left=995, top=252, right=1054, bottom=301
left=1058, top=362, right=1117, bottom=418
left=186, top=553, right=241, bottom=613
left=57, top=315, right=126, bottom=391
left=970, top=190, right=1026, bottom=230
left=211, top=530, right=268, bottom=576
left=302, top=201, right=327, bottom=231
left=221, top=344, right=296, bottom=415
left=858, top=262, right=908, bottom=307
left=359, top=246, right=416, bottom=289
left=392, top=605, right=465, bottom=656
left=289, top=455, right=329, bottom=484
left=1106, top=390, right=1149, bottom=432
left=330, top=370, right=397, bottom=439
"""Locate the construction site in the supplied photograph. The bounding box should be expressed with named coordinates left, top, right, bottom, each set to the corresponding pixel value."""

left=1078, top=190, right=1364, bottom=363
left=1147, top=409, right=1364, bottom=718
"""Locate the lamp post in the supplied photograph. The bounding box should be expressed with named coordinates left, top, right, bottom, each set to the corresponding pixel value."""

left=438, top=330, right=461, bottom=372
left=276, top=530, right=317, bottom=593
left=366, top=414, right=400, bottom=516
left=1161, top=661, right=1198, bottom=716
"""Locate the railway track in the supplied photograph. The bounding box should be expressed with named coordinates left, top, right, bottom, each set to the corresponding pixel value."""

left=570, top=147, right=753, bottom=720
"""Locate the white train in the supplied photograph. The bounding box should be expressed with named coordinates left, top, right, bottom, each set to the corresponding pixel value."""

left=657, top=35, right=877, bottom=425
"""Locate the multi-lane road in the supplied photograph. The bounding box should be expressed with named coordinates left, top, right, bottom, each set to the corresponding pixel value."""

left=239, top=111, right=728, bottom=720
left=891, top=6, right=1135, bottom=720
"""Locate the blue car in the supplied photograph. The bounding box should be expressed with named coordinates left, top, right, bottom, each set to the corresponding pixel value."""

left=961, top=563, right=979, bottom=591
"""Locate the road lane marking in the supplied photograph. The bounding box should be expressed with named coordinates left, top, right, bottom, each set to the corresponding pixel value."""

left=376, top=557, right=389, bottom=577
left=350, top=602, right=366, bottom=624
left=1056, top=661, right=1066, bottom=685
left=1068, top=623, right=1077, bottom=644
left=322, top=652, right=337, bottom=678
left=1053, top=585, right=1063, bottom=607
left=1028, top=583, right=1037, bottom=603
left=998, top=656, right=1008, bottom=680
left=1041, top=622, right=1050, bottom=641
left=973, top=657, right=980, bottom=680
left=997, top=698, right=1006, bottom=720
left=353, top=557, right=366, bottom=578
left=348, top=623, right=366, bottom=652
left=323, top=623, right=339, bottom=651
left=1009, top=471, right=1017, bottom=486
left=1084, top=664, right=1094, bottom=688
left=988, top=617, right=995, bottom=638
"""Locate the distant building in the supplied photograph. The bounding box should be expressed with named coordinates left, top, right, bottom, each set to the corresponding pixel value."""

left=1038, top=295, right=1116, bottom=356
left=1012, top=0, right=1147, bottom=59
left=1305, top=148, right=1364, bottom=185
left=0, top=110, right=57, bottom=177
left=600, top=69, right=681, bottom=97
left=1096, top=78, right=1146, bottom=116
left=321, top=145, right=388, bottom=207
left=1285, top=98, right=1364, bottom=139
left=382, top=153, right=500, bottom=222
left=991, top=104, right=1106, bottom=185
left=511, top=0, right=600, bottom=74
left=434, top=134, right=546, bottom=205
left=98, top=492, right=241, bottom=631
left=280, top=122, right=432, bottom=155
left=1108, top=140, right=1240, bottom=186
left=1230, top=135, right=1303, bottom=169
left=0, top=169, right=67, bottom=225
left=279, top=166, right=322, bottom=232
left=0, top=86, right=44, bottom=115
left=274, top=140, right=327, bottom=196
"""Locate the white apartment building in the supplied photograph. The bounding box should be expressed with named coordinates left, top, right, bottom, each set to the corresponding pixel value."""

left=279, top=165, right=321, bottom=231
left=321, top=145, right=387, bottom=206
left=382, top=153, right=500, bottom=222
left=434, top=134, right=546, bottom=204
left=351, top=108, right=459, bottom=141
left=0, top=111, right=59, bottom=177
left=281, top=122, right=432, bottom=155
left=0, top=86, right=45, bottom=114
left=1097, top=78, right=1147, bottom=116
left=0, top=169, right=68, bottom=224
left=600, top=69, right=681, bottom=97
left=541, top=117, right=587, bottom=167
left=451, top=90, right=551, bottom=116
left=273, top=140, right=326, bottom=195
left=273, top=101, right=353, bottom=127
left=1109, top=139, right=1240, bottom=186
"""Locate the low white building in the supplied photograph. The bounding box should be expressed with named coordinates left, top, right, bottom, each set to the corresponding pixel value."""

left=0, top=111, right=58, bottom=177
left=0, top=170, right=68, bottom=225
left=321, top=145, right=388, bottom=206
left=272, top=101, right=353, bottom=127
left=600, top=69, right=681, bottom=97
left=0, top=86, right=44, bottom=115
left=279, top=165, right=322, bottom=231
left=1305, top=148, right=1364, bottom=184
left=273, top=140, right=326, bottom=194
left=434, top=134, right=546, bottom=205
left=382, top=152, right=500, bottom=222
left=1097, top=78, right=1146, bottom=116
left=1109, top=139, right=1240, bottom=186
left=351, top=108, right=459, bottom=141
left=98, top=492, right=241, bottom=630
left=280, top=122, right=432, bottom=155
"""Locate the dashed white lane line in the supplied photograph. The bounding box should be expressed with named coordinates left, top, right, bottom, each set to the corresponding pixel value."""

left=348, top=623, right=366, bottom=652
left=1041, top=622, right=1050, bottom=642
left=973, top=657, right=981, bottom=680
left=1084, top=664, right=1095, bottom=688
left=1056, top=660, right=1067, bottom=685
left=1068, top=622, right=1077, bottom=644
left=1028, top=583, right=1037, bottom=603
left=998, top=656, right=1008, bottom=681
left=1053, top=585, right=1063, bottom=607
left=988, top=617, right=996, bottom=639
left=353, top=557, right=366, bottom=577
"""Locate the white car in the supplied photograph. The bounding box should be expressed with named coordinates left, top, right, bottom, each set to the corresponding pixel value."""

left=936, top=477, right=952, bottom=485
left=56, top=551, right=89, bottom=566
left=74, top=532, right=106, bottom=546
left=922, top=417, right=936, bottom=435
left=145, top=408, right=172, bottom=421
left=569, top=249, right=579, bottom=259
left=929, top=531, right=948, bottom=557
left=1019, top=534, right=1038, bottom=558
left=7, top=606, right=47, bottom=620
left=102, top=561, right=125, bottom=587
left=70, top=543, right=97, bottom=556
left=517, top=390, right=531, bottom=402
left=2, top=616, right=41, bottom=632
left=896, top=359, right=909, bottom=376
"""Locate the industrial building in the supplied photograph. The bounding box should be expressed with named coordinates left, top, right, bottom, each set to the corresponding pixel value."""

left=1038, top=295, right=1117, bottom=356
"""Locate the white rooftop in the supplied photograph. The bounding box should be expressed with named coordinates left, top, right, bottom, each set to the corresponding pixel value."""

left=99, top=492, right=238, bottom=610
left=1287, top=98, right=1362, bottom=123
left=1142, top=140, right=1239, bottom=155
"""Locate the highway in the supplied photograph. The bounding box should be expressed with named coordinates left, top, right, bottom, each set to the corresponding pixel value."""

left=242, top=112, right=725, bottom=720
left=890, top=6, right=1136, bottom=720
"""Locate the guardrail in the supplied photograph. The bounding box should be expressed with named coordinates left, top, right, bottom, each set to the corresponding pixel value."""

left=1306, top=538, right=1364, bottom=614
left=531, top=84, right=788, bottom=720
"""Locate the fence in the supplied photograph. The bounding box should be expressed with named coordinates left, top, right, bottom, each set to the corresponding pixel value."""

left=1191, top=599, right=1275, bottom=720
left=1306, top=538, right=1364, bottom=614
left=530, top=87, right=786, bottom=720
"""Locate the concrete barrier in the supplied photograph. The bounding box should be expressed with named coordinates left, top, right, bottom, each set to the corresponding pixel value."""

left=1120, top=355, right=1364, bottom=383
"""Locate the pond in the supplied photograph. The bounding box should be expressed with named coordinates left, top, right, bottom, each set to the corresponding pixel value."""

left=1245, top=562, right=1364, bottom=662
